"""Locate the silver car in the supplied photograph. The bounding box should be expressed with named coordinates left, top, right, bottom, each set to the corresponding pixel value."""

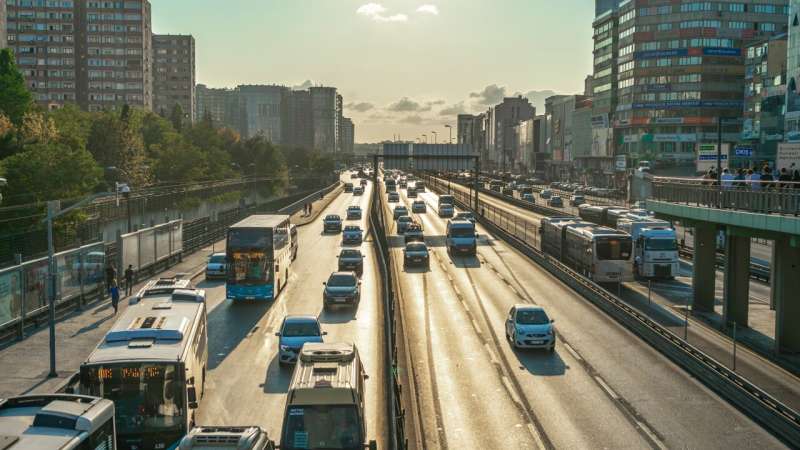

left=505, top=304, right=555, bottom=352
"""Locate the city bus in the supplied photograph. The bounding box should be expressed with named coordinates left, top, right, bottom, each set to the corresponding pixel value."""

left=226, top=215, right=293, bottom=301
left=78, top=282, right=208, bottom=450
left=0, top=394, right=116, bottom=449
left=564, top=225, right=634, bottom=283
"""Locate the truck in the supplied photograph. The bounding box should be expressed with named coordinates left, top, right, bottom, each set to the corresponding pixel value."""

left=617, top=218, right=679, bottom=279
left=446, top=219, right=477, bottom=256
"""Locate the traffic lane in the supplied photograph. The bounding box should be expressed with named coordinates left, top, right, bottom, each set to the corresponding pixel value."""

left=196, top=182, right=388, bottom=447
left=412, top=190, right=653, bottom=449
left=388, top=191, right=541, bottom=449
left=419, top=186, right=784, bottom=449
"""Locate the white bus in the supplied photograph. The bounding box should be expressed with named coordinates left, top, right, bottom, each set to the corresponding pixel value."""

left=564, top=225, right=634, bottom=283
left=227, top=215, right=293, bottom=301
left=0, top=394, right=116, bottom=450
left=78, top=278, right=208, bottom=450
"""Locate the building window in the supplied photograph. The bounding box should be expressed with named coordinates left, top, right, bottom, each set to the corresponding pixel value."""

left=759, top=22, right=776, bottom=32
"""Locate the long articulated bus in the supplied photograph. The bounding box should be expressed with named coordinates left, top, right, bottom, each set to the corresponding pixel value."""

left=564, top=225, right=634, bottom=283
left=0, top=394, right=116, bottom=450
left=540, top=217, right=593, bottom=261
left=226, top=215, right=293, bottom=301
left=77, top=279, right=208, bottom=450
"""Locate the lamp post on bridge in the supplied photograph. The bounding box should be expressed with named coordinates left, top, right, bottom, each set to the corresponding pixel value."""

left=444, top=124, right=453, bottom=144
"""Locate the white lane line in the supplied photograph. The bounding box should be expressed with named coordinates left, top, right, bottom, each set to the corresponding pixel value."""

left=562, top=342, right=582, bottom=362
left=636, top=420, right=667, bottom=450
left=527, top=423, right=547, bottom=450
left=501, top=375, right=523, bottom=407
left=594, top=375, right=620, bottom=400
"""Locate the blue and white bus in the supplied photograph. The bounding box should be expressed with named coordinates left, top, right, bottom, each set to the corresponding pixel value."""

left=226, top=215, right=293, bottom=300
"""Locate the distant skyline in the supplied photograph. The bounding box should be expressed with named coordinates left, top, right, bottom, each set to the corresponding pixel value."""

left=152, top=0, right=594, bottom=143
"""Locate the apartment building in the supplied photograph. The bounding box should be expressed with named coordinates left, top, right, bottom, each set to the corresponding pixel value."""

left=6, top=0, right=153, bottom=111
left=340, top=117, right=354, bottom=153
left=153, top=33, right=195, bottom=121
left=310, top=86, right=338, bottom=153
left=238, top=84, right=288, bottom=142
left=456, top=113, right=486, bottom=164
left=487, top=96, right=535, bottom=171
left=283, top=88, right=313, bottom=149
left=195, top=83, right=239, bottom=129
left=612, top=0, right=788, bottom=165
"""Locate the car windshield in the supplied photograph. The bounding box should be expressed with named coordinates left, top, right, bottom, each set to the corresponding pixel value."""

left=349, top=207, right=360, bottom=211
left=407, top=244, right=427, bottom=252
left=456, top=213, right=473, bottom=220
left=395, top=207, right=407, bottom=212
left=80, top=363, right=184, bottom=437
left=449, top=226, right=474, bottom=238
left=328, top=274, right=356, bottom=287
left=340, top=250, right=361, bottom=258
left=326, top=215, right=340, bottom=221
left=646, top=238, right=677, bottom=251
left=283, top=321, right=321, bottom=337
left=209, top=255, right=226, bottom=264
left=516, top=309, right=550, bottom=325
left=281, top=405, right=362, bottom=450
left=344, top=226, right=361, bottom=231
left=398, top=217, right=411, bottom=222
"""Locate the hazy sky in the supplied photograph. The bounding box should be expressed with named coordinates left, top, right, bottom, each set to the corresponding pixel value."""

left=152, top=0, right=594, bottom=143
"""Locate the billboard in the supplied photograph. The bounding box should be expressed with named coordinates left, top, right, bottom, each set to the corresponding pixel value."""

left=777, top=142, right=800, bottom=170
left=696, top=143, right=730, bottom=173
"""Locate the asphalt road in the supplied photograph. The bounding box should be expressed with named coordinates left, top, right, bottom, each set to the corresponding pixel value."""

left=385, top=178, right=784, bottom=449
left=194, top=174, right=388, bottom=447
left=441, top=179, right=800, bottom=414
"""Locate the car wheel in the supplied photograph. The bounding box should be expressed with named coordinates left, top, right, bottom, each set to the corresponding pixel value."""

left=511, top=332, right=518, bottom=349
left=548, top=344, right=555, bottom=354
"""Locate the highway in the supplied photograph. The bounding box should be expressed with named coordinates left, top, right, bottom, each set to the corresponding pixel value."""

left=194, top=175, right=388, bottom=447
left=435, top=177, right=800, bottom=412
left=381, top=178, right=784, bottom=449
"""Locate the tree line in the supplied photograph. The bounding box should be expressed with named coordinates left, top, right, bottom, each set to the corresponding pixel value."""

left=0, top=48, right=334, bottom=208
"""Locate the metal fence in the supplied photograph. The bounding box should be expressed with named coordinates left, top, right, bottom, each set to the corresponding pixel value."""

left=0, top=242, right=106, bottom=341
left=652, top=177, right=800, bottom=216
left=117, top=220, right=183, bottom=277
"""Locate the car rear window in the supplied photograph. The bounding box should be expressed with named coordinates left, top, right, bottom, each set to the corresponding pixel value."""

left=340, top=250, right=361, bottom=258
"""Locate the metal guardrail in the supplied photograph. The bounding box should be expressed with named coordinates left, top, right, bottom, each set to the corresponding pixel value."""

left=426, top=175, right=800, bottom=447
left=652, top=177, right=800, bottom=216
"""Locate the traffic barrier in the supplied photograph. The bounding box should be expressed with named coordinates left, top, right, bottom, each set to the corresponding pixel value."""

left=425, top=174, right=800, bottom=447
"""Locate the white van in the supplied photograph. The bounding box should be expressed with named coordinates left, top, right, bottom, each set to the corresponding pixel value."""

left=280, top=343, right=376, bottom=450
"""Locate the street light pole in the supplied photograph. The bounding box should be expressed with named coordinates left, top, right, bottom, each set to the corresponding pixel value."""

left=422, top=134, right=427, bottom=144
left=431, top=131, right=437, bottom=144
left=444, top=124, right=453, bottom=143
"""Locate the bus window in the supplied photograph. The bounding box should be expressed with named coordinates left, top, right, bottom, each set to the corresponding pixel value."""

left=596, top=239, right=632, bottom=260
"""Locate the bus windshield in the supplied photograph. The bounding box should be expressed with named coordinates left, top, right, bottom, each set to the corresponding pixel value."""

left=228, top=228, right=274, bottom=285
left=80, top=363, right=185, bottom=437
left=596, top=238, right=632, bottom=260
left=281, top=405, right=363, bottom=450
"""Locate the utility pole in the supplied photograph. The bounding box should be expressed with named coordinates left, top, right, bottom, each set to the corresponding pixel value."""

left=431, top=131, right=437, bottom=144
left=445, top=124, right=453, bottom=143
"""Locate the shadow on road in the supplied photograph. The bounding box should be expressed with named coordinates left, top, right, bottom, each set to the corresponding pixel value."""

left=512, top=345, right=568, bottom=377
left=319, top=306, right=357, bottom=324
left=263, top=352, right=293, bottom=394
left=449, top=255, right=481, bottom=268
left=208, top=299, right=272, bottom=370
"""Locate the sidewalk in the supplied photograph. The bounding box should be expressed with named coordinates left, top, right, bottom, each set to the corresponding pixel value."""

left=0, top=186, right=343, bottom=399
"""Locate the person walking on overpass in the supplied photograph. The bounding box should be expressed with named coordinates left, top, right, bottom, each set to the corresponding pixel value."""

left=124, top=265, right=135, bottom=297
left=109, top=279, right=120, bottom=315
left=105, top=263, right=116, bottom=296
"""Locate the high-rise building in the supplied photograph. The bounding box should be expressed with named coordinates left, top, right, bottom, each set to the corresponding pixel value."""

left=612, top=0, right=788, bottom=165
left=785, top=0, right=800, bottom=141
left=487, top=96, right=535, bottom=171
left=195, top=84, right=239, bottom=130
left=283, top=89, right=313, bottom=149
left=741, top=33, right=787, bottom=163
left=335, top=93, right=343, bottom=152
left=595, top=0, right=621, bottom=17
left=340, top=117, right=355, bottom=154
left=591, top=7, right=618, bottom=161
left=310, top=86, right=338, bottom=153
left=456, top=113, right=486, bottom=163
left=153, top=34, right=195, bottom=121
left=6, top=0, right=153, bottom=111
left=237, top=85, right=288, bottom=141
left=0, top=0, right=7, bottom=50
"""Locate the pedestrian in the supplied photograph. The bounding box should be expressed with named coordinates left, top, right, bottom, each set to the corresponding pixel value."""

left=109, top=279, right=120, bottom=315
left=734, top=168, right=746, bottom=188
left=721, top=168, right=734, bottom=189
left=779, top=168, right=792, bottom=189
left=105, top=263, right=116, bottom=295
left=124, top=264, right=134, bottom=296
left=762, top=166, right=775, bottom=190
left=749, top=168, right=762, bottom=191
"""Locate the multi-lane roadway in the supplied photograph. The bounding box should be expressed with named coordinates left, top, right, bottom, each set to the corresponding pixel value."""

left=380, top=177, right=783, bottom=449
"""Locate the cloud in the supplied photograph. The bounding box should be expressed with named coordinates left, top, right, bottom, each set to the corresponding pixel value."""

left=469, top=84, right=507, bottom=106
left=439, top=102, right=467, bottom=116
left=416, top=4, right=440, bottom=15
left=346, top=102, right=375, bottom=112
left=400, top=115, right=425, bottom=124
left=387, top=97, right=422, bottom=112
left=293, top=80, right=313, bottom=90
left=427, top=99, right=446, bottom=106
left=517, top=90, right=558, bottom=112
left=356, top=3, right=408, bottom=22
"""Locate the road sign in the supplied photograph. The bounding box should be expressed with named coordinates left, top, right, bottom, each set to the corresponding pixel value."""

left=615, top=154, right=627, bottom=171
left=777, top=142, right=800, bottom=169
left=734, top=146, right=753, bottom=157
left=696, top=143, right=729, bottom=173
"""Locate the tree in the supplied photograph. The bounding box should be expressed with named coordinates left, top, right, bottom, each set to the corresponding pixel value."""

left=1, top=142, right=102, bottom=205
left=170, top=104, right=185, bottom=132
left=48, top=104, right=95, bottom=151
left=0, top=49, right=33, bottom=124
left=18, top=112, right=58, bottom=145
left=149, top=132, right=207, bottom=183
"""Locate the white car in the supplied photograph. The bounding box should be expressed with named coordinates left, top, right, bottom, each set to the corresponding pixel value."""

left=505, top=304, right=555, bottom=352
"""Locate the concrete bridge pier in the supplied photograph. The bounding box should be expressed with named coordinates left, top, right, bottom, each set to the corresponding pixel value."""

left=774, top=237, right=800, bottom=354
left=692, top=223, right=718, bottom=314
left=723, top=231, right=751, bottom=328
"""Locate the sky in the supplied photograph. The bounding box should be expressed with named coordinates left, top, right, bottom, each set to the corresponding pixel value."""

left=152, top=0, right=595, bottom=143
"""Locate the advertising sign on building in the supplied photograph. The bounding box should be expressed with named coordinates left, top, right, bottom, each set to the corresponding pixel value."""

left=615, top=154, right=627, bottom=171
left=777, top=142, right=800, bottom=170
left=696, top=143, right=730, bottom=173
left=591, top=127, right=611, bottom=157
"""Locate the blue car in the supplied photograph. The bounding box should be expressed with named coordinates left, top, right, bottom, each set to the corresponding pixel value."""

left=276, top=315, right=326, bottom=365
left=342, top=225, right=363, bottom=245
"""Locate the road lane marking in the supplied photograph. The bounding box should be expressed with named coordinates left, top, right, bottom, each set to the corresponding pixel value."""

left=562, top=342, right=582, bottom=361
left=594, top=375, right=620, bottom=400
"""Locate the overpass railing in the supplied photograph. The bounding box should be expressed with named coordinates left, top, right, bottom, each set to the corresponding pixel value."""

left=651, top=177, right=800, bottom=216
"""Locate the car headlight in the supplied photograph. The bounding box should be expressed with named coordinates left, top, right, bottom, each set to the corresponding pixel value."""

left=280, top=345, right=289, bottom=351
